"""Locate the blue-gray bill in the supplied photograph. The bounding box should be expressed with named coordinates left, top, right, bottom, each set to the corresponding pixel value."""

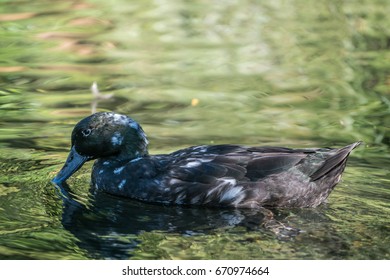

left=52, top=146, right=90, bottom=185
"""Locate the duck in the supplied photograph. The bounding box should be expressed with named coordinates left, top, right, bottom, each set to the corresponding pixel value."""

left=52, top=112, right=361, bottom=209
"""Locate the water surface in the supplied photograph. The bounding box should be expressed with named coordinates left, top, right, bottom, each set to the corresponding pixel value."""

left=0, top=0, right=389, bottom=259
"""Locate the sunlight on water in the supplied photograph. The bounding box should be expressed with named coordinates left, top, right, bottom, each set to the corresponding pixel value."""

left=0, top=0, right=389, bottom=259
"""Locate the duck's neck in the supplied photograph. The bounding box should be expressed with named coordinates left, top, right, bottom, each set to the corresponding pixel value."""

left=117, top=132, right=149, bottom=162
left=124, top=143, right=148, bottom=161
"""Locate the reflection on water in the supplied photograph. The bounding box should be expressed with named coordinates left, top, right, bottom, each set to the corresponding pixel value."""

left=0, top=0, right=389, bottom=259
left=56, top=181, right=358, bottom=260
left=56, top=182, right=282, bottom=259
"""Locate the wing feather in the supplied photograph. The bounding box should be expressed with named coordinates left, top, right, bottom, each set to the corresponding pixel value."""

left=166, top=145, right=308, bottom=184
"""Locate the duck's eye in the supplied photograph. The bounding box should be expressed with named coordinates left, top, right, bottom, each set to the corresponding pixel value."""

left=81, top=128, right=92, bottom=137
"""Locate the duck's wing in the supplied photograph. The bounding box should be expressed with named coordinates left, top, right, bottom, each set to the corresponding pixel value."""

left=158, top=145, right=312, bottom=206
left=166, top=145, right=311, bottom=183
left=156, top=143, right=360, bottom=207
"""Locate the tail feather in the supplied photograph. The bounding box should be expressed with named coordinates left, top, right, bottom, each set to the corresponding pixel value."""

left=310, top=141, right=361, bottom=181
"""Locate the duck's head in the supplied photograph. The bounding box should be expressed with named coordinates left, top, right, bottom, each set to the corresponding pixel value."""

left=52, top=112, right=148, bottom=184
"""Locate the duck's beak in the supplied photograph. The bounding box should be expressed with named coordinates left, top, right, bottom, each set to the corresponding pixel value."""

left=52, top=146, right=90, bottom=185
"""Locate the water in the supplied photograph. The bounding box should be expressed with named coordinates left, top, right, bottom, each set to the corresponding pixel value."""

left=0, top=0, right=389, bottom=259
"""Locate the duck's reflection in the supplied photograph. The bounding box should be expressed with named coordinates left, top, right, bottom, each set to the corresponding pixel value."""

left=56, top=182, right=302, bottom=259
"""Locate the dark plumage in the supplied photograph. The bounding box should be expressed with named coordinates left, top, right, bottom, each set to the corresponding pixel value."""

left=52, top=112, right=361, bottom=208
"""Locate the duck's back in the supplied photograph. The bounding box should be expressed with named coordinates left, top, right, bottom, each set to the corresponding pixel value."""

left=92, top=142, right=360, bottom=208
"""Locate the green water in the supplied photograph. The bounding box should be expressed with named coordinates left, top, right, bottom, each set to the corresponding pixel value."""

left=0, top=0, right=389, bottom=259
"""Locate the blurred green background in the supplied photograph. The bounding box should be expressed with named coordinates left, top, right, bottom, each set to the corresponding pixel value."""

left=0, top=0, right=389, bottom=259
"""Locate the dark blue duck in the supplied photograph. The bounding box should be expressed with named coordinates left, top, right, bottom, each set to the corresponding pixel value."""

left=52, top=112, right=361, bottom=208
